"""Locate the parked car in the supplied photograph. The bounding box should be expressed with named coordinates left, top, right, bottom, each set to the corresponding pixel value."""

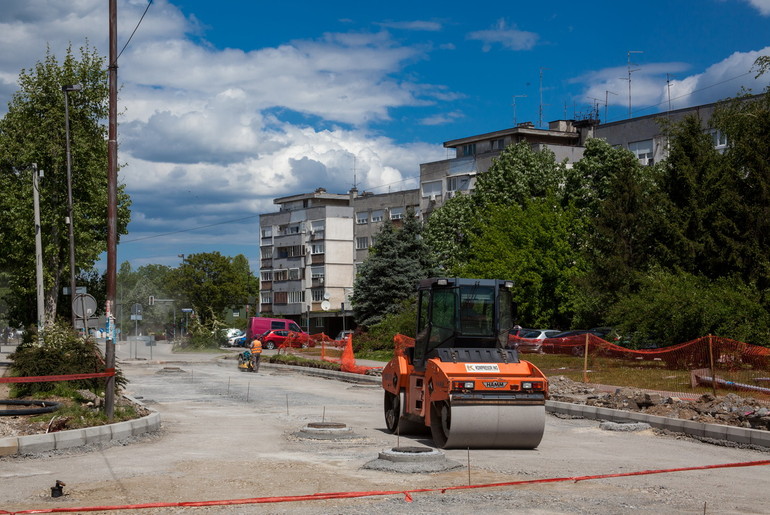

left=512, top=328, right=561, bottom=353
left=226, top=329, right=245, bottom=347
left=259, top=329, right=311, bottom=350
left=335, top=330, right=354, bottom=342
left=229, top=334, right=247, bottom=347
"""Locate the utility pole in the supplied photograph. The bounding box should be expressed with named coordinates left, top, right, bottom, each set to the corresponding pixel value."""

left=511, top=94, right=526, bottom=125
left=63, top=84, right=82, bottom=327
left=32, top=164, right=45, bottom=337
left=105, top=0, right=118, bottom=420
left=626, top=50, right=643, bottom=118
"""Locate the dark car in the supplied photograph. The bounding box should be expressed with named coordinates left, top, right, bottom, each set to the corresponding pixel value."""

left=259, top=329, right=311, bottom=350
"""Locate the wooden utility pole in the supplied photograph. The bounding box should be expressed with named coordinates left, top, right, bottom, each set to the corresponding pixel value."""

left=105, top=0, right=118, bottom=420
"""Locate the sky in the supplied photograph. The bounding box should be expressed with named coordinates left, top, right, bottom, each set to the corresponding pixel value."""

left=1, top=0, right=770, bottom=273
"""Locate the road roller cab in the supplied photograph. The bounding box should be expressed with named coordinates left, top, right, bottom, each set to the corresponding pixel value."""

left=382, top=278, right=549, bottom=449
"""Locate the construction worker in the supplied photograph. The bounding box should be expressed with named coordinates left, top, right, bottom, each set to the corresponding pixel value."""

left=249, top=336, right=262, bottom=372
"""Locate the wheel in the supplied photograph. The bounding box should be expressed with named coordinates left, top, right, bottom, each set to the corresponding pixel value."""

left=384, top=391, right=400, bottom=433
left=264, top=341, right=275, bottom=350
left=430, top=401, right=451, bottom=448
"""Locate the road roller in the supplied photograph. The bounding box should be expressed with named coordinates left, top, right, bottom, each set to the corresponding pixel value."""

left=382, top=278, right=548, bottom=449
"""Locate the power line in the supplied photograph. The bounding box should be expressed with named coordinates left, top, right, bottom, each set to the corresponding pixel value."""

left=116, top=0, right=154, bottom=62
left=122, top=213, right=260, bottom=244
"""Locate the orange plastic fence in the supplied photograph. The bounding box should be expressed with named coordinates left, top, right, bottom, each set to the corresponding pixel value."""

left=511, top=333, right=770, bottom=398
left=280, top=332, right=376, bottom=375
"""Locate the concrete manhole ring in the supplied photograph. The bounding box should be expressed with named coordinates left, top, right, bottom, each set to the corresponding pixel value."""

left=363, top=446, right=462, bottom=473
left=294, top=422, right=358, bottom=440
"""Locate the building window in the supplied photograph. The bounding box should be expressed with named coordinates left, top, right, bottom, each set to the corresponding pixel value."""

left=311, top=243, right=324, bottom=255
left=356, top=237, right=369, bottom=250
left=288, top=291, right=305, bottom=304
left=261, top=246, right=273, bottom=259
left=260, top=292, right=272, bottom=304
left=390, top=207, right=404, bottom=220
left=261, top=227, right=272, bottom=238
left=288, top=268, right=301, bottom=280
left=491, top=138, right=505, bottom=150
left=710, top=129, right=728, bottom=152
left=462, top=143, right=476, bottom=156
left=371, top=209, right=384, bottom=222
left=356, top=212, right=369, bottom=224
left=422, top=180, right=443, bottom=199
left=274, top=269, right=288, bottom=281
left=261, top=270, right=273, bottom=282
left=628, top=139, right=654, bottom=166
left=273, top=291, right=287, bottom=305
left=311, top=289, right=324, bottom=302
left=311, top=266, right=325, bottom=279
left=277, top=245, right=304, bottom=258
left=310, top=220, right=325, bottom=239
left=446, top=175, right=470, bottom=192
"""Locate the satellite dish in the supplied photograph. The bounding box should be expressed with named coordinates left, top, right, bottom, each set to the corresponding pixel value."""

left=321, top=300, right=331, bottom=311
left=323, top=292, right=331, bottom=300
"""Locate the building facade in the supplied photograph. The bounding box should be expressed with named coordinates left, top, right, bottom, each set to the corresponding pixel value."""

left=258, top=187, right=420, bottom=336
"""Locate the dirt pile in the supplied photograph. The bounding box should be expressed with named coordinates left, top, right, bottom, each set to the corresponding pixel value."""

left=549, top=375, right=770, bottom=431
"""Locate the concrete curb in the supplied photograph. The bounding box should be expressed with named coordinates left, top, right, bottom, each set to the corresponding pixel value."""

left=546, top=400, right=770, bottom=448
left=0, top=396, right=161, bottom=458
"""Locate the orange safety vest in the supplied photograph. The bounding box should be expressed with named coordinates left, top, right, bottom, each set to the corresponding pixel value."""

left=250, top=339, right=262, bottom=354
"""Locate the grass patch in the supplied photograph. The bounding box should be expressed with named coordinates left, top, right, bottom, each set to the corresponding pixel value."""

left=355, top=349, right=394, bottom=362
left=268, top=353, right=342, bottom=371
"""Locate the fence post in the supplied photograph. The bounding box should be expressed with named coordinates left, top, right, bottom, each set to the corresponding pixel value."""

left=708, top=334, right=717, bottom=397
left=583, top=333, right=589, bottom=383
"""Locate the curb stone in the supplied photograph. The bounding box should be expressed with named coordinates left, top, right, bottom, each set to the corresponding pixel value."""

left=0, top=395, right=160, bottom=457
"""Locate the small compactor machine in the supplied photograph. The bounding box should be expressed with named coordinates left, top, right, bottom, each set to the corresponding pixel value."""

left=382, top=278, right=548, bottom=449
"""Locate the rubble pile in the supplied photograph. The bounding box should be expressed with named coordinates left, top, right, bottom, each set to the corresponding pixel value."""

left=549, top=376, right=770, bottom=431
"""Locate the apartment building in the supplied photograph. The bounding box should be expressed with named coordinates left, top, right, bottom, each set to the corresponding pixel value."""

left=258, top=187, right=420, bottom=336
left=419, top=118, right=598, bottom=215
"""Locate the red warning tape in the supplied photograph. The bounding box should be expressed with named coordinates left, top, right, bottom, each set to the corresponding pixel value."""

left=0, top=370, right=114, bottom=384
left=2, top=459, right=769, bottom=514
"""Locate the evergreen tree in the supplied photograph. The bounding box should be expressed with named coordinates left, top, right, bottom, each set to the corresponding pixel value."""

left=351, top=211, right=435, bottom=328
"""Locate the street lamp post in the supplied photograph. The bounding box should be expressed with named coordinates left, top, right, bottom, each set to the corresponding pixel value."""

left=62, top=83, right=82, bottom=327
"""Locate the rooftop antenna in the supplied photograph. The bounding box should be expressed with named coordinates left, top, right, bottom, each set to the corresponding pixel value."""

left=624, top=50, right=643, bottom=118
left=604, top=90, right=618, bottom=122
left=511, top=94, right=527, bottom=125
left=539, top=67, right=550, bottom=128
left=352, top=155, right=357, bottom=191
left=666, top=73, right=674, bottom=115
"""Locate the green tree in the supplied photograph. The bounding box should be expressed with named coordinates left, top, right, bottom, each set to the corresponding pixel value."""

left=607, top=269, right=770, bottom=347
left=711, top=79, right=770, bottom=293
left=117, top=262, right=175, bottom=335
left=424, top=142, right=567, bottom=271
left=0, top=45, right=131, bottom=326
left=165, top=252, right=249, bottom=327
left=351, top=212, right=435, bottom=328
left=455, top=197, right=585, bottom=329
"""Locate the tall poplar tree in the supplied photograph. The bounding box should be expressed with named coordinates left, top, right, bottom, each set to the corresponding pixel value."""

left=0, top=45, right=131, bottom=326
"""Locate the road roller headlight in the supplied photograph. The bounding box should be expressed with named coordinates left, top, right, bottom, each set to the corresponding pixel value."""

left=452, top=380, right=475, bottom=391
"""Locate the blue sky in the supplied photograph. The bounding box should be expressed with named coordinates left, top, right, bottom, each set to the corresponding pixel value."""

left=1, top=0, right=770, bottom=273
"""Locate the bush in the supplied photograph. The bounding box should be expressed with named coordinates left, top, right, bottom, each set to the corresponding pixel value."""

left=353, top=297, right=415, bottom=354
left=607, top=270, right=770, bottom=348
left=9, top=321, right=126, bottom=397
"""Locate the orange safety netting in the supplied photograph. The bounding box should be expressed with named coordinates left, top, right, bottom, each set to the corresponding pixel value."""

left=510, top=333, right=770, bottom=398
left=280, top=332, right=378, bottom=375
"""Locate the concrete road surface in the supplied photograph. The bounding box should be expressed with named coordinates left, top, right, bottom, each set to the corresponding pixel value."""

left=1, top=343, right=769, bottom=514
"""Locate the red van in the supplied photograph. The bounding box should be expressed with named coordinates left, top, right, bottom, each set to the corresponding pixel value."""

left=245, top=317, right=306, bottom=343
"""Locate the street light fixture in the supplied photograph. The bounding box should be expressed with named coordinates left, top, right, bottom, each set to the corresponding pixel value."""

left=62, top=83, right=82, bottom=327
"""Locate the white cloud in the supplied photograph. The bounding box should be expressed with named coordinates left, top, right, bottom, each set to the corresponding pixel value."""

left=574, top=49, right=770, bottom=117
left=0, top=0, right=451, bottom=265
left=376, top=20, right=443, bottom=31
left=466, top=19, right=538, bottom=52
left=743, top=0, right=770, bottom=15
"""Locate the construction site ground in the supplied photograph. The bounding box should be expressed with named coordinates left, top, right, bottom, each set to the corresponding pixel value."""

left=1, top=342, right=769, bottom=514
